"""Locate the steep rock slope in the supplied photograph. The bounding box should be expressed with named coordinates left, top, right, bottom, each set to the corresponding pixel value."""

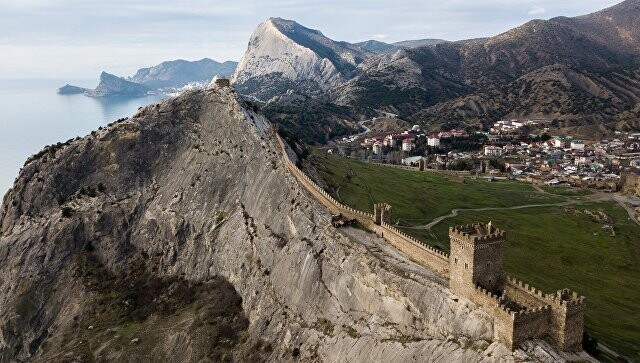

left=232, top=17, right=372, bottom=100
left=0, top=86, right=587, bottom=361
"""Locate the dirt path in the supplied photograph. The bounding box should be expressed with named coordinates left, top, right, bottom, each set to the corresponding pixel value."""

left=404, top=200, right=584, bottom=230
left=405, top=189, right=639, bottom=230
left=612, top=194, right=640, bottom=226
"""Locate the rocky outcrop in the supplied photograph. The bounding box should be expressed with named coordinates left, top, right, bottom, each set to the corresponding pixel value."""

left=232, top=17, right=372, bottom=100
left=84, top=71, right=153, bottom=97
left=0, top=85, right=590, bottom=361
left=57, top=84, right=87, bottom=95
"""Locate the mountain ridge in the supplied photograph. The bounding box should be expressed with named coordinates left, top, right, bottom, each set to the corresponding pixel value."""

left=0, top=83, right=595, bottom=361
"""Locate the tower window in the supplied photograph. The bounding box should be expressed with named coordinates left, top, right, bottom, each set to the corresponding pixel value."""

left=454, top=258, right=458, bottom=264
left=487, top=262, right=491, bottom=268
left=464, top=263, right=468, bottom=270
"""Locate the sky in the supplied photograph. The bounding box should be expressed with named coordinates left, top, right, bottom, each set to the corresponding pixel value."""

left=0, top=0, right=621, bottom=79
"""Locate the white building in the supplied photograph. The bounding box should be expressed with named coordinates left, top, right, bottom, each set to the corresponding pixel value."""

left=427, top=135, right=440, bottom=147
left=554, top=136, right=571, bottom=148
left=570, top=140, right=585, bottom=150
left=484, top=145, right=503, bottom=157
left=402, top=138, right=415, bottom=152
left=372, top=141, right=383, bottom=155
left=402, top=156, right=423, bottom=166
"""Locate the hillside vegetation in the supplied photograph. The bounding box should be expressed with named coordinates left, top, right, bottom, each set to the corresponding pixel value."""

left=309, top=151, right=640, bottom=359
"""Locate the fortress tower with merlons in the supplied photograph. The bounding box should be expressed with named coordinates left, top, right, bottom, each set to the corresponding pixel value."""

left=449, top=223, right=586, bottom=351
left=274, top=132, right=586, bottom=352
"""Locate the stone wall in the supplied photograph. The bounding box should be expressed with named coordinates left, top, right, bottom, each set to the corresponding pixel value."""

left=512, top=306, right=552, bottom=346
left=275, top=134, right=448, bottom=276
left=504, top=277, right=548, bottom=309
left=621, top=173, right=640, bottom=196
left=376, top=222, right=449, bottom=276
left=275, top=133, right=586, bottom=353
left=558, top=176, right=618, bottom=191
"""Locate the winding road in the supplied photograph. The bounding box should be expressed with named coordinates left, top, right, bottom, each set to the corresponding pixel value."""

left=399, top=188, right=639, bottom=230
left=402, top=200, right=582, bottom=230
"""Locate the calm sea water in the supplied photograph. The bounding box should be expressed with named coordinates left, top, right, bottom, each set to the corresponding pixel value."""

left=0, top=79, right=166, bottom=196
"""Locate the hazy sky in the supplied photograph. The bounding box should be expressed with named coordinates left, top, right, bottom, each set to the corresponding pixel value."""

left=0, top=0, right=620, bottom=79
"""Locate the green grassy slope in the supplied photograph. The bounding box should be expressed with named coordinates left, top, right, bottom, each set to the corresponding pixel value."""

left=311, top=152, right=639, bottom=359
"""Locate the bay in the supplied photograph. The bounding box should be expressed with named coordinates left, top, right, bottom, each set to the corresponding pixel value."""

left=0, top=79, right=166, bottom=196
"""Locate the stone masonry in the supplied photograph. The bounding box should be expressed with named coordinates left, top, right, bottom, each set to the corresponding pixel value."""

left=449, top=223, right=586, bottom=351
left=275, top=132, right=586, bottom=352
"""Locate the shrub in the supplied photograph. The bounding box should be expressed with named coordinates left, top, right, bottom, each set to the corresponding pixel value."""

left=61, top=207, right=74, bottom=218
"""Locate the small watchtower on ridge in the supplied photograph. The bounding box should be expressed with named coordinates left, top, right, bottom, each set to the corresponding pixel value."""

left=449, top=222, right=506, bottom=297
left=374, top=203, right=392, bottom=225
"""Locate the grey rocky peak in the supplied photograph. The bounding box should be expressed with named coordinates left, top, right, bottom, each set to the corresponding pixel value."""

left=0, top=85, right=587, bottom=361
left=232, top=17, right=373, bottom=100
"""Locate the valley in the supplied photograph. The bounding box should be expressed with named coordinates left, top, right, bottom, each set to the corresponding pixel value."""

left=3, top=0, right=640, bottom=361
left=308, top=151, right=639, bottom=359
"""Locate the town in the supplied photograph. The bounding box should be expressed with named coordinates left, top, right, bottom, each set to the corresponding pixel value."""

left=332, top=117, right=640, bottom=192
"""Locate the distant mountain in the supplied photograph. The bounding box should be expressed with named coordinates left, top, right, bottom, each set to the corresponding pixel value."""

left=129, top=58, right=237, bottom=89
left=84, top=72, right=153, bottom=97
left=232, top=17, right=373, bottom=100
left=355, top=40, right=397, bottom=54
left=355, top=39, right=450, bottom=54
left=393, top=39, right=449, bottom=48
left=59, top=58, right=237, bottom=97
left=333, top=0, right=640, bottom=135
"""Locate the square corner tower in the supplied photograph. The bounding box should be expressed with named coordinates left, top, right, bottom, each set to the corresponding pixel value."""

left=449, top=222, right=506, bottom=296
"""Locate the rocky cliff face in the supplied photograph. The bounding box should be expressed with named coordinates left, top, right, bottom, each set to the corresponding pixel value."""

left=232, top=18, right=372, bottom=101
left=0, top=85, right=588, bottom=361
left=84, top=71, right=153, bottom=97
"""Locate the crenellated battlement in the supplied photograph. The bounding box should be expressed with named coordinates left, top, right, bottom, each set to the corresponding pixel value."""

left=274, top=133, right=585, bottom=353
left=545, top=289, right=587, bottom=309
left=381, top=222, right=450, bottom=259
left=449, top=223, right=506, bottom=248
left=507, top=276, right=546, bottom=299
left=450, top=221, right=585, bottom=352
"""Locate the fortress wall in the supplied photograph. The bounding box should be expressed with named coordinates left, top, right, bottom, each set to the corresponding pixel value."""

left=621, top=173, right=640, bottom=196
left=494, top=311, right=515, bottom=350
left=468, top=285, right=517, bottom=349
left=274, top=133, right=448, bottom=276
left=469, top=284, right=553, bottom=350
left=468, top=284, right=503, bottom=311
left=275, top=134, right=586, bottom=352
left=512, top=306, right=552, bottom=345
left=377, top=222, right=450, bottom=276
left=558, top=176, right=618, bottom=191
left=504, top=277, right=547, bottom=309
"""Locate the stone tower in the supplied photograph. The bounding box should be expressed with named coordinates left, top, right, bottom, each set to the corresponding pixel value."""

left=374, top=203, right=392, bottom=225
left=545, top=289, right=587, bottom=351
left=449, top=222, right=506, bottom=297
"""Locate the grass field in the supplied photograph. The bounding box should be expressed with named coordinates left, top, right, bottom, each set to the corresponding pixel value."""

left=312, top=151, right=640, bottom=360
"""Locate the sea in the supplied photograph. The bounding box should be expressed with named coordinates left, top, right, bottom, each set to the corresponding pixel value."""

left=0, top=79, right=166, bottom=197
